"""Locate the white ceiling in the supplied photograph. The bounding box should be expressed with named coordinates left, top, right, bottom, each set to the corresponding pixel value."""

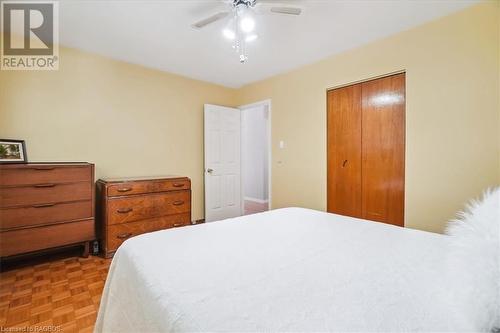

left=59, top=0, right=477, bottom=88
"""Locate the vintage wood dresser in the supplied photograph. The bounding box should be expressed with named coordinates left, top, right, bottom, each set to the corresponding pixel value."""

left=96, top=176, right=191, bottom=258
left=0, top=163, right=95, bottom=258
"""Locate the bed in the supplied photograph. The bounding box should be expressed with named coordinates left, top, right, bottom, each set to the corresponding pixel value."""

left=95, top=207, right=485, bottom=332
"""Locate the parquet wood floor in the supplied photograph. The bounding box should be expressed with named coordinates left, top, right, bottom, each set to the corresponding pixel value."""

left=0, top=253, right=111, bottom=333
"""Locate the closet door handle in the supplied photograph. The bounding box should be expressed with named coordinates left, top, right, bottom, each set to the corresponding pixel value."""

left=32, top=203, right=56, bottom=208
left=34, top=183, right=56, bottom=188
left=342, top=160, right=348, bottom=168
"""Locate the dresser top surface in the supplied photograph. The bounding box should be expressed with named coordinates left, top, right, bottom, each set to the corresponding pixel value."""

left=98, top=175, right=189, bottom=184
left=0, top=162, right=93, bottom=169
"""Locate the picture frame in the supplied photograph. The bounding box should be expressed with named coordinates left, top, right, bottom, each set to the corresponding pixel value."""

left=0, top=139, right=28, bottom=164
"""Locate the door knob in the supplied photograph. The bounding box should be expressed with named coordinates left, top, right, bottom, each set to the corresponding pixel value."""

left=207, top=168, right=214, bottom=174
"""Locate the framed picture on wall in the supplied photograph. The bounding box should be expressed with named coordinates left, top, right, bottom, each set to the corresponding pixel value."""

left=0, top=139, right=27, bottom=164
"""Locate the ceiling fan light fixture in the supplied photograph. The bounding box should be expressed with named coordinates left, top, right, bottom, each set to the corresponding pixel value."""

left=240, top=16, right=255, bottom=33
left=236, top=3, right=255, bottom=33
left=192, top=0, right=302, bottom=64
left=245, top=34, right=258, bottom=42
left=222, top=28, right=236, bottom=40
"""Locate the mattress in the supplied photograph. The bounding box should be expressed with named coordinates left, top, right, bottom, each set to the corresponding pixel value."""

left=95, top=207, right=467, bottom=332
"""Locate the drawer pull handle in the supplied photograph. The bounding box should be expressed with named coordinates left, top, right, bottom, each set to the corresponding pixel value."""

left=33, top=167, right=55, bottom=171
left=173, top=223, right=183, bottom=227
left=117, top=188, right=132, bottom=192
left=117, top=208, right=133, bottom=214
left=117, top=233, right=132, bottom=239
left=172, top=183, right=185, bottom=188
left=34, top=183, right=56, bottom=188
left=173, top=200, right=184, bottom=206
left=32, top=203, right=56, bottom=208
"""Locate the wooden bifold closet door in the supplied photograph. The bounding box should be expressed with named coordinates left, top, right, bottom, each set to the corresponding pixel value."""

left=327, top=73, right=405, bottom=226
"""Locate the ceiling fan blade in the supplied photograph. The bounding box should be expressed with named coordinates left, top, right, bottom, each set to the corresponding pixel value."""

left=192, top=12, right=229, bottom=29
left=270, top=6, right=302, bottom=15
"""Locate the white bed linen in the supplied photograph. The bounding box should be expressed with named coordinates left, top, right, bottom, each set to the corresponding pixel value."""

left=95, top=208, right=470, bottom=332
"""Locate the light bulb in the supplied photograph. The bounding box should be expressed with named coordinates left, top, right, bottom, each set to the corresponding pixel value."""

left=240, top=16, right=255, bottom=33
left=245, top=34, right=258, bottom=42
left=222, top=28, right=235, bottom=40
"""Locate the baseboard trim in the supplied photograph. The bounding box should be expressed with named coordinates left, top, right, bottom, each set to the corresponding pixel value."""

left=192, top=219, right=205, bottom=225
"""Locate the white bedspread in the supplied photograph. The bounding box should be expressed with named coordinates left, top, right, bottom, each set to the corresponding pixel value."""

left=95, top=208, right=470, bottom=332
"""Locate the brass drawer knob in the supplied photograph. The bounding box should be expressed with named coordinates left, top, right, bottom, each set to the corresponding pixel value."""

left=172, top=183, right=185, bottom=188
left=173, top=223, right=183, bottom=227
left=116, top=233, right=132, bottom=239
left=172, top=200, right=184, bottom=206
left=117, top=187, right=132, bottom=192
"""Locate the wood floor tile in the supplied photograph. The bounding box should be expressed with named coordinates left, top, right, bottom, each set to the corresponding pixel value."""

left=0, top=307, right=8, bottom=326
left=30, top=309, right=53, bottom=325
left=5, top=308, right=30, bottom=326
left=30, top=303, right=52, bottom=316
left=52, top=296, right=73, bottom=309
left=1, top=255, right=110, bottom=332
left=0, top=293, right=11, bottom=308
left=76, top=312, right=96, bottom=329
left=9, top=294, right=31, bottom=309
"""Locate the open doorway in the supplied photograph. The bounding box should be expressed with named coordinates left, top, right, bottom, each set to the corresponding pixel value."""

left=240, top=100, right=271, bottom=216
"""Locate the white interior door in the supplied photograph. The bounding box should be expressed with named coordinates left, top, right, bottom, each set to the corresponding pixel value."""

left=204, top=104, right=241, bottom=222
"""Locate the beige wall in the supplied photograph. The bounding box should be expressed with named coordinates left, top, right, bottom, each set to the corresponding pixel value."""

left=1, top=2, right=498, bottom=232
left=236, top=1, right=500, bottom=233
left=0, top=47, right=237, bottom=221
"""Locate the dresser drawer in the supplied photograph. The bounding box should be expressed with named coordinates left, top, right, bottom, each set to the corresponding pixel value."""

left=0, top=200, right=92, bottom=230
left=0, top=182, right=92, bottom=207
left=0, top=165, right=91, bottom=186
left=107, top=179, right=190, bottom=197
left=0, top=218, right=95, bottom=257
left=106, top=213, right=190, bottom=252
left=107, top=191, right=190, bottom=225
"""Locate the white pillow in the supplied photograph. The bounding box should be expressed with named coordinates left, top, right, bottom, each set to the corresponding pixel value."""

left=446, top=187, right=500, bottom=332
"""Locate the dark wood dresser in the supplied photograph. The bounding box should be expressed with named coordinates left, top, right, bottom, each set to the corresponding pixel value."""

left=0, top=163, right=95, bottom=258
left=96, top=176, right=191, bottom=258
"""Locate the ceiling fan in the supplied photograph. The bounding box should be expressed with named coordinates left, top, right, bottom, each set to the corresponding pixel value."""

left=191, top=0, right=303, bottom=63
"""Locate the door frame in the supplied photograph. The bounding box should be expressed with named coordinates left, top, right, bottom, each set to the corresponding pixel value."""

left=325, top=70, right=406, bottom=91
left=203, top=104, right=242, bottom=222
left=326, top=71, right=406, bottom=226
left=238, top=99, right=272, bottom=215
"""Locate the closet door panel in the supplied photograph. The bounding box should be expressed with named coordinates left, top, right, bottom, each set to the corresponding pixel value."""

left=361, top=73, right=405, bottom=226
left=327, top=84, right=362, bottom=217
